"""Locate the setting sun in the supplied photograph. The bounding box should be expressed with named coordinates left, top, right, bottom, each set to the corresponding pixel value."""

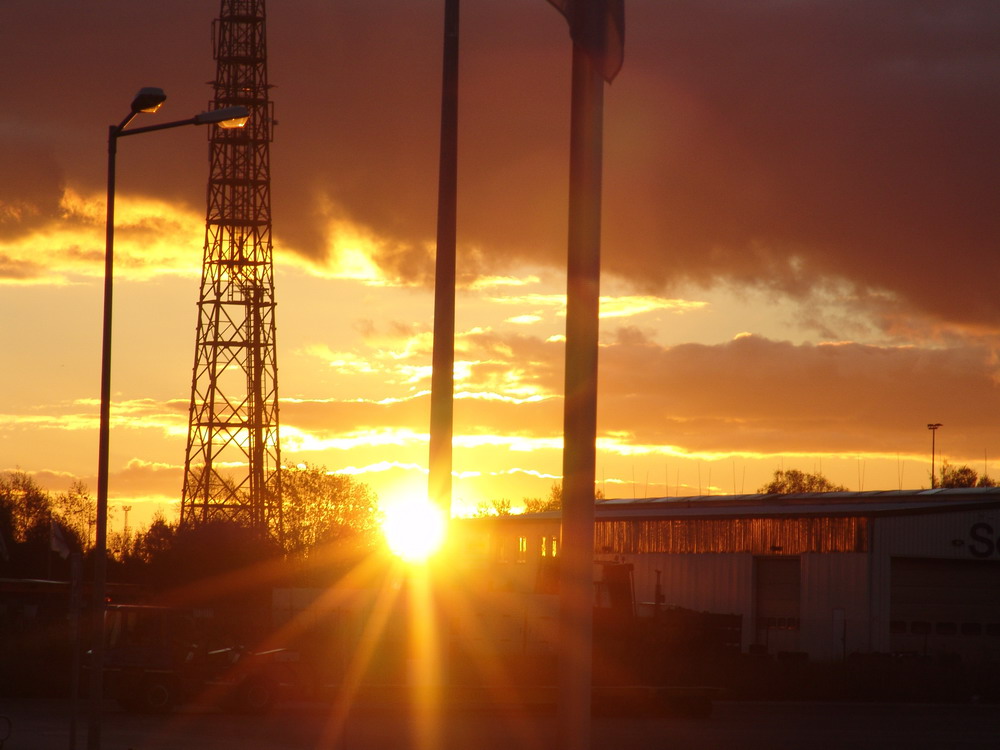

left=381, top=498, right=447, bottom=563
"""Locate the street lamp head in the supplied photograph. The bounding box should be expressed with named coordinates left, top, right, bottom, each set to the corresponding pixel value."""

left=130, top=87, right=167, bottom=114
left=193, top=105, right=250, bottom=128
left=927, top=423, right=942, bottom=430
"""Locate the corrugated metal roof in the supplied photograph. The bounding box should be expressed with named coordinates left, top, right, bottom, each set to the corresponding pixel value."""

left=509, top=488, right=1000, bottom=522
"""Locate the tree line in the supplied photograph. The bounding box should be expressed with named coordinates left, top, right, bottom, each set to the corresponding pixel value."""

left=4, top=459, right=996, bottom=578
left=758, top=463, right=996, bottom=494
left=473, top=462, right=999, bottom=516
left=0, top=463, right=382, bottom=586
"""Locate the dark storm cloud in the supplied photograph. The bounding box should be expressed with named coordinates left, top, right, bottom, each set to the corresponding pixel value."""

left=0, top=144, right=65, bottom=240
left=3, top=1, right=997, bottom=327
left=598, top=1, right=1000, bottom=331
left=270, top=0, right=1000, bottom=330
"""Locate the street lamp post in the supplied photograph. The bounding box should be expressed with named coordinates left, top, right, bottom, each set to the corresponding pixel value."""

left=87, top=89, right=248, bottom=750
left=927, top=422, right=943, bottom=489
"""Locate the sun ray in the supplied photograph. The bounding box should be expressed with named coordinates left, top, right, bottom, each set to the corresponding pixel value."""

left=316, top=563, right=407, bottom=747
left=420, top=531, right=584, bottom=747
left=406, top=564, right=444, bottom=750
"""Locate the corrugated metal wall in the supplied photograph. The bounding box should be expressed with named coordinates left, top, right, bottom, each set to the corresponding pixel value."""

left=876, top=509, right=1000, bottom=559
left=869, top=510, right=1000, bottom=653
left=800, top=553, right=871, bottom=660
left=473, top=507, right=1000, bottom=660
left=623, top=551, right=873, bottom=659
left=622, top=552, right=756, bottom=648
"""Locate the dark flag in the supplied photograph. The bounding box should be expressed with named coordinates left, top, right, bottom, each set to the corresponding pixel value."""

left=547, top=0, right=625, bottom=83
left=50, top=519, right=72, bottom=559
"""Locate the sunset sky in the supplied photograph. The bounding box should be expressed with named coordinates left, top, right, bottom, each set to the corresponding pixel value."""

left=2, top=1, right=999, bottom=528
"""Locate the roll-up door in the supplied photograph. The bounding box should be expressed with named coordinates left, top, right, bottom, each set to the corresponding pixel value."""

left=890, top=557, right=1000, bottom=659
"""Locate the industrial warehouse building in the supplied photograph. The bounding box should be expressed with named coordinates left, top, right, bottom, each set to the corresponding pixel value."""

left=469, top=489, right=1000, bottom=664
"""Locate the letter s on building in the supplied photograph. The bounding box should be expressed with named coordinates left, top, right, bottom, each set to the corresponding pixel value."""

left=968, top=522, right=995, bottom=558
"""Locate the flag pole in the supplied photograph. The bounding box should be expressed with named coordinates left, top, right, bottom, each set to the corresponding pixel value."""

left=559, top=29, right=605, bottom=750
left=429, top=0, right=459, bottom=518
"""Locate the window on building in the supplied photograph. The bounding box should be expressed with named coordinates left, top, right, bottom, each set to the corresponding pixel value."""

left=541, top=536, right=557, bottom=557
left=496, top=537, right=508, bottom=563
left=517, top=536, right=527, bottom=563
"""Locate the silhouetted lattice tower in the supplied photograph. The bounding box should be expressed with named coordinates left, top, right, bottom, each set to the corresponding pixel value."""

left=181, top=0, right=281, bottom=536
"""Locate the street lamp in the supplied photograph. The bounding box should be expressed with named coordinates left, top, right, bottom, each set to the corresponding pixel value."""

left=88, top=88, right=248, bottom=750
left=927, top=423, right=943, bottom=489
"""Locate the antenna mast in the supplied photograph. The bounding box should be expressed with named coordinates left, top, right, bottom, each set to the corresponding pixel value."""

left=181, top=0, right=281, bottom=536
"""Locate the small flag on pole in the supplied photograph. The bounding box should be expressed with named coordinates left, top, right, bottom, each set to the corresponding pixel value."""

left=547, top=0, right=625, bottom=83
left=50, top=519, right=72, bottom=559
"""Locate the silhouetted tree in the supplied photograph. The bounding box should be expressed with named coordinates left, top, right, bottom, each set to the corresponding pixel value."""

left=280, top=462, right=381, bottom=559
left=130, top=512, right=178, bottom=562
left=0, top=472, right=71, bottom=578
left=524, top=483, right=563, bottom=513
left=523, top=482, right=604, bottom=513
left=758, top=469, right=848, bottom=494
left=938, top=461, right=997, bottom=488
left=475, top=498, right=513, bottom=517
left=0, top=471, right=52, bottom=542
left=51, top=481, right=99, bottom=548
left=165, top=521, right=280, bottom=580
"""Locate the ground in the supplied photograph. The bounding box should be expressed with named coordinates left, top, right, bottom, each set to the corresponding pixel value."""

left=3, top=698, right=999, bottom=750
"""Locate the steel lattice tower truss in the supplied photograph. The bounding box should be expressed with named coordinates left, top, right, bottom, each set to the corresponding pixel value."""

left=181, top=0, right=281, bottom=536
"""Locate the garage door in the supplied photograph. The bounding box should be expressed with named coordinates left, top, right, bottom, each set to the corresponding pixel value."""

left=890, top=557, right=1000, bottom=658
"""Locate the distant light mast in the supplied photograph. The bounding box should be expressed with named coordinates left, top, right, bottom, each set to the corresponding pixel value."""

left=927, top=422, right=942, bottom=488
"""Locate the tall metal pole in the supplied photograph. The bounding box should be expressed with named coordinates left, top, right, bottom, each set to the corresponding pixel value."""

left=928, top=422, right=942, bottom=488
left=428, top=0, right=459, bottom=518
left=559, top=32, right=605, bottom=750
left=87, top=121, right=123, bottom=750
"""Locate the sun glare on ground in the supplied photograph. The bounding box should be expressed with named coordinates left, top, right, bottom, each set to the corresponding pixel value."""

left=381, top=497, right=447, bottom=563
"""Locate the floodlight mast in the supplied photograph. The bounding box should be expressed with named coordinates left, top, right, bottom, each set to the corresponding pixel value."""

left=927, top=422, right=943, bottom=488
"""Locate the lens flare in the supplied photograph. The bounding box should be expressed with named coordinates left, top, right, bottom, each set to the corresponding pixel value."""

left=382, top=498, right=447, bottom=563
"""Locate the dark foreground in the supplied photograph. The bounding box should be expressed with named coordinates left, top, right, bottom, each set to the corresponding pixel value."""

left=3, top=698, right=999, bottom=750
